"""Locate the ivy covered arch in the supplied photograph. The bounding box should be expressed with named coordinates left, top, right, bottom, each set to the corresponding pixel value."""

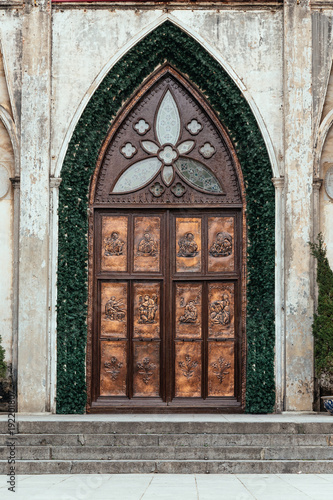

left=57, top=21, right=275, bottom=414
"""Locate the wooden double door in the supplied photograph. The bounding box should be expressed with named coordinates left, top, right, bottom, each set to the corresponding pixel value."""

left=92, top=208, right=243, bottom=411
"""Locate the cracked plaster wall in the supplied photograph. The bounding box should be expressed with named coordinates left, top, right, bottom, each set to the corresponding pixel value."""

left=51, top=8, right=283, bottom=178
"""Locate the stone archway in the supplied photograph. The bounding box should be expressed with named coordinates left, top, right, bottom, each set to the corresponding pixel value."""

left=56, top=21, right=275, bottom=415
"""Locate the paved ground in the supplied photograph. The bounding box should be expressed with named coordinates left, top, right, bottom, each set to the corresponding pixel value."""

left=1, top=474, right=333, bottom=499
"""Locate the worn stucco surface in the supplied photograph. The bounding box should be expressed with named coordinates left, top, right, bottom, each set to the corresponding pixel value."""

left=0, top=52, right=14, bottom=365
left=51, top=8, right=283, bottom=178
left=320, top=123, right=333, bottom=266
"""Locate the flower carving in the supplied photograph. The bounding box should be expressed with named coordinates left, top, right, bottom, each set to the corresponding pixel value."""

left=112, top=90, right=223, bottom=194
left=104, top=356, right=123, bottom=381
left=179, top=354, right=198, bottom=379
left=137, top=357, right=156, bottom=384
left=211, top=357, right=231, bottom=384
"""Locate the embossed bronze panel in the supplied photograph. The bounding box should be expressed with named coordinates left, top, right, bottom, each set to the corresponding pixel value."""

left=133, top=341, right=160, bottom=397
left=208, top=341, right=234, bottom=397
left=176, top=217, right=201, bottom=273
left=208, top=217, right=234, bottom=272
left=100, top=282, right=127, bottom=338
left=175, top=342, right=202, bottom=397
left=208, top=283, right=235, bottom=339
left=100, top=341, right=127, bottom=396
left=134, top=216, right=160, bottom=273
left=133, top=282, right=160, bottom=338
left=175, top=283, right=202, bottom=339
left=101, top=216, right=128, bottom=272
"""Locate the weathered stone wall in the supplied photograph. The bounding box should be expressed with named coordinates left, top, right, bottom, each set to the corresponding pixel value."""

left=51, top=8, right=283, bottom=178
left=0, top=53, right=14, bottom=365
left=0, top=1, right=332, bottom=412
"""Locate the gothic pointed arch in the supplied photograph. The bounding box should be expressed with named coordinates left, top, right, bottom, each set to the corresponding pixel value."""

left=57, top=21, right=275, bottom=414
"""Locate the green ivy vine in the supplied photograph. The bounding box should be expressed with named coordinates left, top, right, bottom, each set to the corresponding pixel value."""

left=57, top=21, right=275, bottom=414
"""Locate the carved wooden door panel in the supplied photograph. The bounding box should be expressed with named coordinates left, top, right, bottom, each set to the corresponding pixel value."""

left=88, top=66, right=246, bottom=412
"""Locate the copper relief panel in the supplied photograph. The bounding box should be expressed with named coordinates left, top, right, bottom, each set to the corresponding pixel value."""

left=100, top=341, right=127, bottom=397
left=208, top=217, right=234, bottom=272
left=101, top=216, right=128, bottom=272
left=133, top=282, right=160, bottom=338
left=176, top=217, right=201, bottom=273
left=100, top=282, right=127, bottom=338
left=208, top=283, right=234, bottom=339
left=134, top=216, right=160, bottom=273
left=175, top=283, right=202, bottom=339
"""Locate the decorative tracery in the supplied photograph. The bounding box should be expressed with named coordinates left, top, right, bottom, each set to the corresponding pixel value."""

left=112, top=89, right=223, bottom=195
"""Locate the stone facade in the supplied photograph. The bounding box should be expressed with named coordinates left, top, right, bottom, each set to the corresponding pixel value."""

left=0, top=0, right=332, bottom=413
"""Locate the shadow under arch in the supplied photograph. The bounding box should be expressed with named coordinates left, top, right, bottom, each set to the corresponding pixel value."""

left=56, top=21, right=275, bottom=414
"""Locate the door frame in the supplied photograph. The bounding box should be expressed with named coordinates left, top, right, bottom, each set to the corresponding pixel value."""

left=86, top=66, right=247, bottom=413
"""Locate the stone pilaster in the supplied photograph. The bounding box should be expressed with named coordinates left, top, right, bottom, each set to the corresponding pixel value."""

left=272, top=177, right=285, bottom=413
left=17, top=0, right=51, bottom=412
left=48, top=177, right=62, bottom=413
left=283, top=0, right=314, bottom=411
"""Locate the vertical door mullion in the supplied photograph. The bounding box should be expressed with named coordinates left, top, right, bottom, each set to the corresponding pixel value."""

left=166, top=210, right=172, bottom=402
left=127, top=214, right=134, bottom=399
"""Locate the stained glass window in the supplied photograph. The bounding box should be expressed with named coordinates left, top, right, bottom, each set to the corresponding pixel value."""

left=175, top=158, right=223, bottom=193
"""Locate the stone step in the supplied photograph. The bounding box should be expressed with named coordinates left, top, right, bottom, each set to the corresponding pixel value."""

left=3, top=445, right=333, bottom=461
left=10, top=421, right=333, bottom=435
left=1, top=459, right=333, bottom=474
left=1, top=432, right=332, bottom=447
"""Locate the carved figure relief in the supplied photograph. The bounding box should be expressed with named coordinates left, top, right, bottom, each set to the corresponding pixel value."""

left=105, top=296, right=126, bottom=322
left=211, top=357, right=231, bottom=384
left=210, top=294, right=231, bottom=326
left=137, top=231, right=158, bottom=256
left=104, top=357, right=123, bottom=381
left=179, top=297, right=198, bottom=323
left=104, top=231, right=125, bottom=256
left=138, top=294, right=158, bottom=324
left=209, top=231, right=232, bottom=258
left=178, top=355, right=198, bottom=379
left=137, top=357, right=156, bottom=384
left=100, top=283, right=127, bottom=337
left=177, top=232, right=199, bottom=257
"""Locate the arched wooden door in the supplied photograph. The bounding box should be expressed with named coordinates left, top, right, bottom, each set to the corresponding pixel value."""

left=87, top=66, right=246, bottom=412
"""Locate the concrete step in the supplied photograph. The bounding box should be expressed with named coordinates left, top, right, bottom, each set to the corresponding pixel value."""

left=1, top=459, right=333, bottom=474
left=1, top=432, right=332, bottom=447
left=3, top=444, right=333, bottom=461
left=12, top=420, right=333, bottom=435
left=1, top=416, right=332, bottom=474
